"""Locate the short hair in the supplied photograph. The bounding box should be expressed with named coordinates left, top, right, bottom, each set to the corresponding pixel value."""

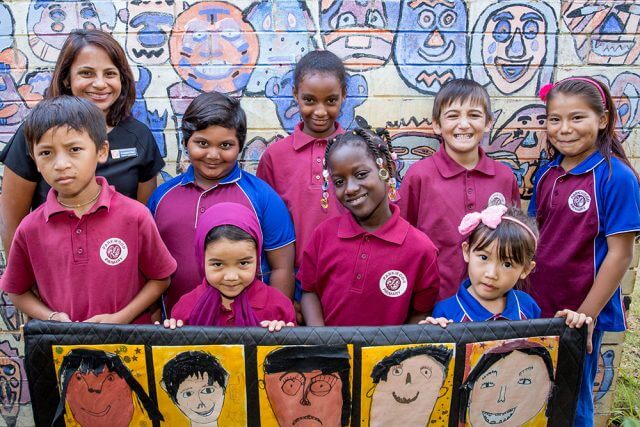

left=370, top=345, right=453, bottom=384
left=181, top=92, right=247, bottom=150
left=54, top=349, right=163, bottom=423
left=24, top=96, right=107, bottom=157
left=294, top=50, right=347, bottom=91
left=263, top=345, right=351, bottom=426
left=47, top=30, right=135, bottom=128
left=432, top=78, right=492, bottom=124
left=161, top=351, right=228, bottom=403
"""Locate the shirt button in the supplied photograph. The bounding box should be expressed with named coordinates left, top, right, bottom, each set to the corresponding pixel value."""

left=200, top=207, right=205, bottom=213
left=364, top=236, right=369, bottom=242
left=559, top=178, right=564, bottom=183
left=468, top=204, right=474, bottom=210
left=554, top=191, right=559, bottom=196
left=356, top=274, right=362, bottom=280
left=361, top=254, right=367, bottom=259
left=77, top=248, right=84, bottom=254
left=316, top=157, right=322, bottom=163
left=315, top=175, right=321, bottom=180
left=75, top=229, right=82, bottom=234
left=467, top=188, right=473, bottom=194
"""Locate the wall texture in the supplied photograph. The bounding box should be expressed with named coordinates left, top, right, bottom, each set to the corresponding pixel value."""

left=0, top=0, right=638, bottom=425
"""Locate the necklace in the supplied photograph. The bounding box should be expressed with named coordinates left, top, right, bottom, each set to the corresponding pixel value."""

left=57, top=189, right=101, bottom=209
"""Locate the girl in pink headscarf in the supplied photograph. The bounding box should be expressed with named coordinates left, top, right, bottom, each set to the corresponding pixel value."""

left=165, top=202, right=295, bottom=331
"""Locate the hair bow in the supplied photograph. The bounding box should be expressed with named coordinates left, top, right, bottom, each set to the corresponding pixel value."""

left=538, top=83, right=554, bottom=102
left=458, top=205, right=508, bottom=235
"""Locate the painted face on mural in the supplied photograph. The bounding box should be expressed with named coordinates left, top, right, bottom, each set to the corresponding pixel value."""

left=0, top=2, right=13, bottom=51
left=66, top=366, right=134, bottom=427
left=170, top=1, right=258, bottom=94
left=118, top=0, right=175, bottom=65
left=487, top=105, right=548, bottom=198
left=174, top=372, right=225, bottom=424
left=0, top=69, right=30, bottom=143
left=27, top=0, right=116, bottom=62
left=481, top=5, right=547, bottom=94
left=597, top=72, right=640, bottom=142
left=394, top=0, right=467, bottom=95
left=468, top=351, right=552, bottom=426
left=264, top=369, right=343, bottom=426
left=0, top=355, right=21, bottom=419
left=369, top=354, right=446, bottom=427
left=320, top=0, right=400, bottom=71
left=563, top=0, right=640, bottom=65
left=243, top=1, right=316, bottom=94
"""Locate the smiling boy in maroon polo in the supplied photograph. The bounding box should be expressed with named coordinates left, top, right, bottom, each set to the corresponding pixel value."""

left=1, top=96, right=176, bottom=323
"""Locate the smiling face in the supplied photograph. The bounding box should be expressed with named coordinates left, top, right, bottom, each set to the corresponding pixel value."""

left=481, top=5, right=547, bottom=94
left=264, top=369, right=343, bottom=427
left=66, top=367, right=134, bottom=427
left=468, top=351, right=552, bottom=426
left=294, top=72, right=345, bottom=138
left=329, top=143, right=392, bottom=231
left=204, top=237, right=257, bottom=308
left=186, top=125, right=240, bottom=189
left=121, top=1, right=175, bottom=64
left=546, top=93, right=606, bottom=170
left=175, top=372, right=225, bottom=424
left=67, top=44, right=122, bottom=114
left=170, top=1, right=258, bottom=93
left=369, top=354, right=445, bottom=426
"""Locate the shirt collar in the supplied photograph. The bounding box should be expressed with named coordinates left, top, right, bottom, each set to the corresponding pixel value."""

left=456, top=279, right=522, bottom=321
left=292, top=122, right=344, bottom=151
left=337, top=203, right=408, bottom=245
left=433, top=146, right=496, bottom=178
left=44, top=176, right=114, bottom=221
left=548, top=150, right=605, bottom=175
left=179, top=163, right=242, bottom=187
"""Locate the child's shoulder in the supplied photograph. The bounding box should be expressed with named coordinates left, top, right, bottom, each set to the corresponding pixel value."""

left=262, top=133, right=296, bottom=155
left=148, top=172, right=189, bottom=210
left=404, top=219, right=438, bottom=251
left=403, top=155, right=438, bottom=178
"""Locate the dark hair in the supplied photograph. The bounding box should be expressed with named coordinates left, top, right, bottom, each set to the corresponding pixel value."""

left=24, top=96, right=107, bottom=156
left=47, top=30, right=135, bottom=127
left=161, top=351, right=228, bottom=403
left=263, top=345, right=351, bottom=426
left=432, top=78, right=492, bottom=125
left=545, top=77, right=639, bottom=181
left=182, top=92, right=247, bottom=150
left=370, top=345, right=453, bottom=384
left=294, top=50, right=347, bottom=91
left=54, top=349, right=163, bottom=423
left=468, top=206, right=538, bottom=268
left=459, top=342, right=555, bottom=423
left=205, top=225, right=256, bottom=250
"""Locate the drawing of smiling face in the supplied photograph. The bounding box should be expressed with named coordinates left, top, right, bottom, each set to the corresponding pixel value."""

left=467, top=351, right=552, bottom=426
left=175, top=372, right=225, bottom=425
left=481, top=5, right=546, bottom=94
left=562, top=0, right=640, bottom=65
left=369, top=354, right=445, bottom=427
left=65, top=366, right=134, bottom=427
left=120, top=0, right=175, bottom=64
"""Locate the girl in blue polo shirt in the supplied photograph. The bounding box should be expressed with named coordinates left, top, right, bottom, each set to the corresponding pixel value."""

left=529, top=77, right=640, bottom=426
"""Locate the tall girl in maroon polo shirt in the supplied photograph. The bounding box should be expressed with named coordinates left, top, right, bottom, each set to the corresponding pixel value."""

left=165, top=203, right=296, bottom=331
left=299, top=126, right=440, bottom=326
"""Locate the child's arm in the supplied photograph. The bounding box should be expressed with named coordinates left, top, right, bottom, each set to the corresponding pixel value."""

left=7, top=290, right=72, bottom=322
left=577, top=233, right=635, bottom=321
left=84, top=277, right=170, bottom=324
left=301, top=291, right=325, bottom=326
left=265, top=244, right=295, bottom=299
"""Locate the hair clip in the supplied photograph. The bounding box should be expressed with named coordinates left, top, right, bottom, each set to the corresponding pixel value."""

left=538, top=83, right=554, bottom=102
left=391, top=152, right=398, bottom=161
left=376, top=157, right=384, bottom=166
left=388, top=177, right=397, bottom=201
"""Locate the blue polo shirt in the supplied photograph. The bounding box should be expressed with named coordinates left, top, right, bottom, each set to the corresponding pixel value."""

left=529, top=151, right=640, bottom=331
left=432, top=279, right=541, bottom=322
left=148, top=163, right=295, bottom=312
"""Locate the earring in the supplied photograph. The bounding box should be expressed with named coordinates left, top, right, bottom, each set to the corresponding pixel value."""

left=321, top=169, right=329, bottom=209
left=388, top=177, right=397, bottom=201
left=378, top=168, right=389, bottom=180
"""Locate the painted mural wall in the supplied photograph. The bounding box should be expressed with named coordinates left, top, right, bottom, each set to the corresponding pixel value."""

left=0, top=0, right=638, bottom=425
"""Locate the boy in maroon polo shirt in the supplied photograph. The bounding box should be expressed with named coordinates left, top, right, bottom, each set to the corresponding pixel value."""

left=1, top=96, right=176, bottom=324
left=398, top=79, right=520, bottom=300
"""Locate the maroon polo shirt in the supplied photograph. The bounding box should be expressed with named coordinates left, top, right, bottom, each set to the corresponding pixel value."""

left=298, top=204, right=440, bottom=326
left=256, top=122, right=345, bottom=266
left=171, top=280, right=296, bottom=326
left=1, top=177, right=177, bottom=323
left=398, top=147, right=520, bottom=300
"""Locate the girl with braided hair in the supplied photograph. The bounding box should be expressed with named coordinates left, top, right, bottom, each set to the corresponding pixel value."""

left=299, top=124, right=440, bottom=326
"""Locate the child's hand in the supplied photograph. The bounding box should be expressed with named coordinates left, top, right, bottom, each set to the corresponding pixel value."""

left=155, top=318, right=184, bottom=329
left=419, top=317, right=452, bottom=328
left=260, top=320, right=295, bottom=332
left=554, top=309, right=593, bottom=329
left=83, top=313, right=123, bottom=324
left=50, top=312, right=72, bottom=322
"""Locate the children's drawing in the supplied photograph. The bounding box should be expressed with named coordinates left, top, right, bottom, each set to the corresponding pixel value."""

left=259, top=345, right=352, bottom=427
left=594, top=349, right=615, bottom=402
left=594, top=72, right=640, bottom=142
left=394, top=0, right=468, bottom=95
left=362, top=344, right=455, bottom=427
left=386, top=117, right=440, bottom=180
left=52, top=345, right=161, bottom=426
left=153, top=345, right=246, bottom=426
left=562, top=0, right=640, bottom=66
left=470, top=1, right=557, bottom=95
left=0, top=341, right=29, bottom=427
left=132, top=66, right=168, bottom=156
left=117, top=0, right=175, bottom=65
left=460, top=337, right=559, bottom=426
left=0, top=1, right=14, bottom=51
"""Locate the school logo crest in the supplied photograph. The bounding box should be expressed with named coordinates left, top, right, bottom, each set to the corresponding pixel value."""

left=379, top=270, right=408, bottom=298
left=100, top=238, right=128, bottom=266
left=568, top=190, right=591, bottom=213
left=488, top=192, right=507, bottom=206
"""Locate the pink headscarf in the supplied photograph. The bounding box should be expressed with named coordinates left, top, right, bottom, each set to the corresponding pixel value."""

left=188, top=202, right=263, bottom=326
